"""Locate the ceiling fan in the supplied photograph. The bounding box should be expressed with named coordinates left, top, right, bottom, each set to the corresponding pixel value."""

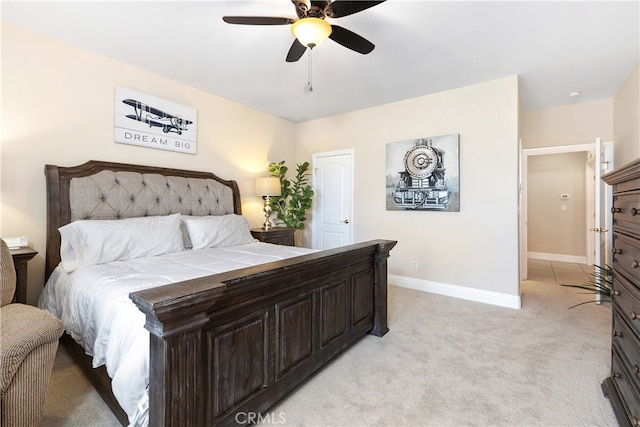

left=222, top=0, right=386, bottom=62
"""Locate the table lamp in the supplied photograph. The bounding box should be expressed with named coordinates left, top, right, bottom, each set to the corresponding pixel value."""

left=255, top=177, right=281, bottom=230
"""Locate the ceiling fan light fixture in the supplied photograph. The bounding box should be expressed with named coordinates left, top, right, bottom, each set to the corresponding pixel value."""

left=291, top=17, right=332, bottom=48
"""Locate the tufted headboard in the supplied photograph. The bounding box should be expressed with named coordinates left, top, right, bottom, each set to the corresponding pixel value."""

left=44, top=160, right=242, bottom=280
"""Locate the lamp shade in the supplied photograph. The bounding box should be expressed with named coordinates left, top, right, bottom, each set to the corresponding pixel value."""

left=255, top=177, right=281, bottom=196
left=291, top=17, right=332, bottom=48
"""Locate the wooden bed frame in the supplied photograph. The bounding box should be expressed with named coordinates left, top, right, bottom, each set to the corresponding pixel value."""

left=44, top=160, right=396, bottom=426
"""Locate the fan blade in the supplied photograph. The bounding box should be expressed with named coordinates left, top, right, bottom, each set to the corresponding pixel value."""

left=222, top=16, right=294, bottom=25
left=325, top=1, right=386, bottom=18
left=286, top=39, right=307, bottom=62
left=329, top=25, right=375, bottom=54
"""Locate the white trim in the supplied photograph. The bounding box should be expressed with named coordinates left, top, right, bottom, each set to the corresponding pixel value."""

left=521, top=143, right=596, bottom=156
left=389, top=275, right=522, bottom=309
left=527, top=251, right=587, bottom=264
left=586, top=151, right=596, bottom=266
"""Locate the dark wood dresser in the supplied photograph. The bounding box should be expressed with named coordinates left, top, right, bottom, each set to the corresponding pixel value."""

left=602, top=158, right=640, bottom=426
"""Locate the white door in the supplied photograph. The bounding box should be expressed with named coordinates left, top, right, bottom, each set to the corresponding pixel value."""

left=592, top=139, right=614, bottom=303
left=312, top=150, right=354, bottom=250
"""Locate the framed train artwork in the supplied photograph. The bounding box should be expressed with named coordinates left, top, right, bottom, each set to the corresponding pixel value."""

left=386, top=134, right=460, bottom=212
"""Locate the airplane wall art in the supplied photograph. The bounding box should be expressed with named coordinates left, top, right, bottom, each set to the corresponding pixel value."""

left=122, top=99, right=192, bottom=135
left=114, top=86, right=197, bottom=154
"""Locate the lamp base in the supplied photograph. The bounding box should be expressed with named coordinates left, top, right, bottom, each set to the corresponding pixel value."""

left=263, top=196, right=273, bottom=230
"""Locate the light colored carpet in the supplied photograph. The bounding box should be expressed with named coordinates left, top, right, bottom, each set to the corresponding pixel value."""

left=41, top=261, right=617, bottom=426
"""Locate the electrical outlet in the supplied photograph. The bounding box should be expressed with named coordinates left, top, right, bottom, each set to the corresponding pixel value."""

left=2, top=236, right=28, bottom=248
left=411, top=260, right=418, bottom=270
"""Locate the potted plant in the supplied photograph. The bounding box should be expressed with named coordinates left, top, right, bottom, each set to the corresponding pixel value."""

left=560, top=264, right=613, bottom=308
left=268, top=160, right=314, bottom=230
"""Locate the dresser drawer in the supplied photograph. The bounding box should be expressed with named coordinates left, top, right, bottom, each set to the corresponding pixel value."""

left=612, top=192, right=640, bottom=239
left=614, top=273, right=640, bottom=338
left=613, top=310, right=640, bottom=388
left=613, top=233, right=640, bottom=284
left=615, top=177, right=640, bottom=195
left=611, top=351, right=640, bottom=426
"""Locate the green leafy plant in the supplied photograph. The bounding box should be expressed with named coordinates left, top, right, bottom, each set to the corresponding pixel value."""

left=268, top=160, right=314, bottom=230
left=560, top=264, right=613, bottom=309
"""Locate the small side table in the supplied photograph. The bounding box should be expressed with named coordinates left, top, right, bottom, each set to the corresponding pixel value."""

left=10, top=246, right=38, bottom=304
left=250, top=228, right=295, bottom=246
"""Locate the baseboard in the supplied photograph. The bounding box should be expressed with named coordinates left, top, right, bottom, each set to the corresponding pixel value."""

left=527, top=251, right=587, bottom=264
left=389, top=275, right=521, bottom=309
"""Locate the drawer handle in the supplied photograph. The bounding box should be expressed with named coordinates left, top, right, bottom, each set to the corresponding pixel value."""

left=633, top=260, right=639, bottom=269
left=613, top=371, right=621, bottom=379
left=613, top=248, right=622, bottom=255
left=614, top=290, right=621, bottom=296
left=611, top=207, right=621, bottom=213
left=633, top=415, right=640, bottom=427
left=634, top=365, right=640, bottom=375
left=613, top=330, right=623, bottom=338
left=632, top=312, right=638, bottom=320
left=632, top=207, right=639, bottom=216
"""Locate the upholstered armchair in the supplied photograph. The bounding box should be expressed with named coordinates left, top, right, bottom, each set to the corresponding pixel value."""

left=1, top=239, right=63, bottom=427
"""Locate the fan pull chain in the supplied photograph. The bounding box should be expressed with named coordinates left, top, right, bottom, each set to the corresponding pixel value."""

left=307, top=48, right=314, bottom=92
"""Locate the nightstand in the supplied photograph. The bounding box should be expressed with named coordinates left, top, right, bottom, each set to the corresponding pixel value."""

left=10, top=246, right=38, bottom=304
left=251, top=228, right=295, bottom=246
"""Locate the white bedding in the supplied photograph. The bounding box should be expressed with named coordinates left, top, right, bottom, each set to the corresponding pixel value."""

left=38, top=242, right=315, bottom=426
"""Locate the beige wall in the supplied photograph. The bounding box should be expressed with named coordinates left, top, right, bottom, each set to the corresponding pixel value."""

left=296, top=77, right=520, bottom=297
left=527, top=152, right=588, bottom=257
left=614, top=63, right=640, bottom=167
left=520, top=98, right=613, bottom=149
left=1, top=23, right=298, bottom=304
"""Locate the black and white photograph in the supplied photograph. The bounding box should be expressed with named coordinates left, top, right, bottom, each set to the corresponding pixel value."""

left=115, top=86, right=197, bottom=154
left=386, top=134, right=460, bottom=212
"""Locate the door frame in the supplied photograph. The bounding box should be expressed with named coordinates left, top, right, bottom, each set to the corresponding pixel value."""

left=311, top=149, right=355, bottom=250
left=519, top=141, right=613, bottom=280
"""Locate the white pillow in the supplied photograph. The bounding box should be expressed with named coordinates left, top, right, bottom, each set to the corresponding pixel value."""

left=181, top=214, right=257, bottom=249
left=59, top=213, right=184, bottom=272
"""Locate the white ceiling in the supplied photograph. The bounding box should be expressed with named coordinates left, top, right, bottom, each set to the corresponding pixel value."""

left=2, top=1, right=639, bottom=123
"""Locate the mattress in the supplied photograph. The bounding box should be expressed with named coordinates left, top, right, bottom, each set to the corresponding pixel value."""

left=38, top=242, right=315, bottom=426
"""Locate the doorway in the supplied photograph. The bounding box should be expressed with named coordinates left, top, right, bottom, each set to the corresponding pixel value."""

left=519, top=140, right=613, bottom=281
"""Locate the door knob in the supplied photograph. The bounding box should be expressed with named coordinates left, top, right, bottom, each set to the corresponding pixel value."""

left=343, top=219, right=350, bottom=224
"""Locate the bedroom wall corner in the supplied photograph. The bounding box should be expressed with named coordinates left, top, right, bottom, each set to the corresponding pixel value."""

left=295, top=76, right=521, bottom=303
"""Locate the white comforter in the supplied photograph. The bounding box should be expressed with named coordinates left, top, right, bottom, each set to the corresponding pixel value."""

left=38, top=242, right=315, bottom=426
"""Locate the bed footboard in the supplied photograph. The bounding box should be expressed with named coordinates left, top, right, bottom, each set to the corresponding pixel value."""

left=131, top=239, right=396, bottom=426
